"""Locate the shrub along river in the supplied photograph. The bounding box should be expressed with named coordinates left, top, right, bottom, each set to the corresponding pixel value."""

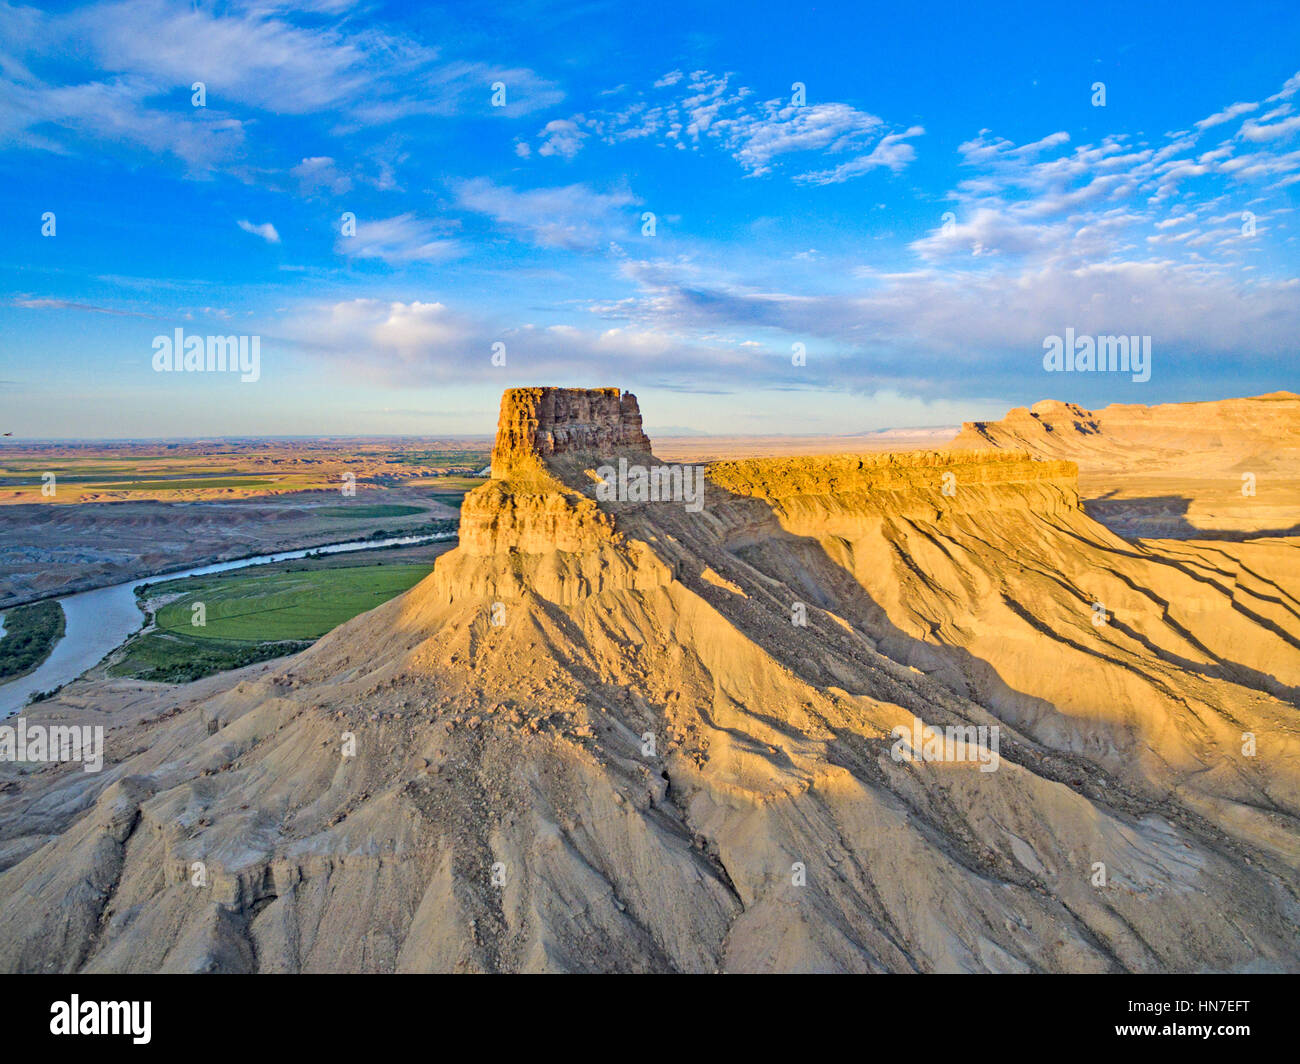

left=0, top=532, right=455, bottom=718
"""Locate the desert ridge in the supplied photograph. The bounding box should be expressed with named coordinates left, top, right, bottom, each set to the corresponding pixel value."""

left=0, top=386, right=1296, bottom=973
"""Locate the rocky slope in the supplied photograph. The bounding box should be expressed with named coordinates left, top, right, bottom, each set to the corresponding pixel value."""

left=953, top=392, right=1299, bottom=461
left=952, top=392, right=1300, bottom=538
left=1, top=388, right=1297, bottom=973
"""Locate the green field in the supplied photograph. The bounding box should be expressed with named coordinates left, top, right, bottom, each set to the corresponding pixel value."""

left=424, top=476, right=482, bottom=510
left=155, top=564, right=434, bottom=640
left=0, top=473, right=275, bottom=490
left=101, top=476, right=275, bottom=491
left=3, top=474, right=210, bottom=486
left=388, top=449, right=487, bottom=466
left=0, top=600, right=66, bottom=681
left=106, top=633, right=310, bottom=683
left=109, top=562, right=433, bottom=682
left=314, top=504, right=427, bottom=518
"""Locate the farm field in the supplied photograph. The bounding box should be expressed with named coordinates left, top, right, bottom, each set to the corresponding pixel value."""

left=109, top=560, right=435, bottom=682
left=415, top=475, right=483, bottom=511
left=0, top=437, right=492, bottom=504
left=0, top=435, right=486, bottom=605
left=153, top=563, right=434, bottom=641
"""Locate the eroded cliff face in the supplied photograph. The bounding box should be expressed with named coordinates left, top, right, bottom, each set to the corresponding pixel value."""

left=450, top=395, right=1082, bottom=606
left=948, top=392, right=1300, bottom=539
left=708, top=450, right=1079, bottom=527
left=490, top=387, right=651, bottom=478
left=436, top=388, right=669, bottom=605
left=469, top=392, right=1080, bottom=573
left=952, top=392, right=1300, bottom=466
left=1, top=387, right=1297, bottom=975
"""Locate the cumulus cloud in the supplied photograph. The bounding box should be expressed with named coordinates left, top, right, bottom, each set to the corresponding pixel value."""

left=536, top=118, right=587, bottom=159
left=285, top=299, right=468, bottom=377
left=282, top=296, right=746, bottom=388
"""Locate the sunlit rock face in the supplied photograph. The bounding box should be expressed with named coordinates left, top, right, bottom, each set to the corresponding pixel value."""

left=490, top=388, right=651, bottom=477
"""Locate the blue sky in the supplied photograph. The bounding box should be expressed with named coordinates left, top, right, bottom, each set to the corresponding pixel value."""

left=1, top=0, right=1298, bottom=439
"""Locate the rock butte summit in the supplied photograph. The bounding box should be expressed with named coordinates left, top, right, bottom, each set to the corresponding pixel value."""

left=491, top=388, right=651, bottom=477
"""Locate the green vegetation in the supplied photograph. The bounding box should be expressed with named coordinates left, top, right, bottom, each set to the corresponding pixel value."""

left=98, top=476, right=275, bottom=491
left=0, top=474, right=272, bottom=489
left=0, top=600, right=66, bottom=681
left=28, top=683, right=65, bottom=704
left=314, top=504, right=426, bottom=519
left=425, top=475, right=482, bottom=511
left=107, top=632, right=310, bottom=683
left=155, top=565, right=433, bottom=641
left=109, top=563, right=434, bottom=682
left=387, top=449, right=487, bottom=466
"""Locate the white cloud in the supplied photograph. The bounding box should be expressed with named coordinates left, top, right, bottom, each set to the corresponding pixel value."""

left=725, top=102, right=884, bottom=173
left=1195, top=101, right=1259, bottom=130
left=237, top=219, right=281, bottom=243
left=286, top=299, right=469, bottom=377
left=0, top=72, right=248, bottom=170
left=576, top=70, right=1300, bottom=397
left=536, top=118, right=587, bottom=159
left=1238, top=112, right=1300, bottom=142
left=454, top=178, right=637, bottom=249
left=82, top=0, right=377, bottom=114
left=0, top=0, right=562, bottom=177
left=281, top=296, right=738, bottom=387
left=1266, top=71, right=1300, bottom=102
left=910, top=207, right=1062, bottom=261
left=796, top=125, right=925, bottom=185
left=291, top=156, right=351, bottom=196
left=335, top=213, right=460, bottom=264
left=601, top=255, right=1300, bottom=394
left=570, top=70, right=919, bottom=183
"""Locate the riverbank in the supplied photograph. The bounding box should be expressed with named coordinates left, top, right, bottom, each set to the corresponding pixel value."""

left=0, top=531, right=457, bottom=716
left=0, top=516, right=458, bottom=611
left=0, top=601, right=67, bottom=683
left=108, top=559, right=440, bottom=683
